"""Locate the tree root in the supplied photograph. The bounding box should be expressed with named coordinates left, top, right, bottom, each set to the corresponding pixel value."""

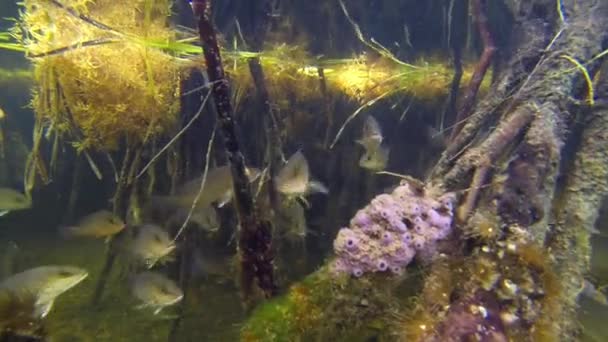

left=449, top=0, right=496, bottom=142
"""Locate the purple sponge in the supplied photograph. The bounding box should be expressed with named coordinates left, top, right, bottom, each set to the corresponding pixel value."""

left=332, top=181, right=455, bottom=276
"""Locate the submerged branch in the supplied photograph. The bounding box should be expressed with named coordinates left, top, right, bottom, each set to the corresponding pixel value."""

left=449, top=0, right=496, bottom=142
left=136, top=88, right=213, bottom=179
left=193, top=0, right=276, bottom=299
left=173, top=125, right=216, bottom=242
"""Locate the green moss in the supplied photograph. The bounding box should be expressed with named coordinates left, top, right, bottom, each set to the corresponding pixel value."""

left=241, top=266, right=401, bottom=342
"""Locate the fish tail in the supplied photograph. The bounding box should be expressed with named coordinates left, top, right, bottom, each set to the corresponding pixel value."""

left=307, top=180, right=329, bottom=195
left=58, top=226, right=78, bottom=239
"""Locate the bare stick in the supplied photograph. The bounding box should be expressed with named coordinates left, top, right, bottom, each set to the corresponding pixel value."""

left=330, top=90, right=391, bottom=149
left=173, top=125, right=216, bottom=242
left=456, top=158, right=490, bottom=223
left=136, top=89, right=212, bottom=179
left=193, top=0, right=276, bottom=298
left=449, top=0, right=496, bottom=142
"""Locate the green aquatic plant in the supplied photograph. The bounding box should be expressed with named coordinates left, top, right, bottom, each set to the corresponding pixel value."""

left=241, top=267, right=399, bottom=341
left=0, top=32, right=26, bottom=52
left=561, top=54, right=594, bottom=105
left=12, top=0, right=187, bottom=151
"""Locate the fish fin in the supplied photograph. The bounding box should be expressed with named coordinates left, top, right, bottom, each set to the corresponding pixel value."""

left=217, top=191, right=233, bottom=208
left=0, top=210, right=9, bottom=217
left=358, top=116, right=383, bottom=149
left=581, top=280, right=608, bottom=305
left=146, top=258, right=159, bottom=269
left=153, top=307, right=164, bottom=315
left=134, top=303, right=152, bottom=311
left=276, top=151, right=309, bottom=194
left=35, top=300, right=54, bottom=318
left=305, top=228, right=319, bottom=237
left=297, top=196, right=310, bottom=209
left=58, top=226, right=78, bottom=239
left=361, top=116, right=383, bottom=139
left=307, top=180, right=329, bottom=195
left=355, top=139, right=366, bottom=147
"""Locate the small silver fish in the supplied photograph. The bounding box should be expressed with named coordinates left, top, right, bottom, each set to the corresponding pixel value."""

left=275, top=151, right=328, bottom=200
left=0, top=187, right=31, bottom=217
left=356, top=116, right=390, bottom=171
left=131, top=271, right=183, bottom=315
left=0, top=265, right=88, bottom=318
left=0, top=241, right=19, bottom=279
left=359, top=145, right=389, bottom=171
left=188, top=206, right=220, bottom=233
left=59, top=210, right=125, bottom=239
left=130, top=224, right=176, bottom=269
left=151, top=165, right=261, bottom=210
left=356, top=116, right=384, bottom=151
left=275, top=200, right=309, bottom=242
left=190, top=251, right=236, bottom=283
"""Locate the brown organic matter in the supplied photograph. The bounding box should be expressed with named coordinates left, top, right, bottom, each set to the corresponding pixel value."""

left=194, top=0, right=277, bottom=300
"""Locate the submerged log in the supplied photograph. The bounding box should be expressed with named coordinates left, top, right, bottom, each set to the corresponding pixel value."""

left=192, top=0, right=277, bottom=300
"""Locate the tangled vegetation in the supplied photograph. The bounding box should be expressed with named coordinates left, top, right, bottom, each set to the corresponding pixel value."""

left=15, top=0, right=186, bottom=151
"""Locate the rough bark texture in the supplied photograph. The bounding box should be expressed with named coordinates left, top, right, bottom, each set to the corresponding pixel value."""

left=548, top=59, right=608, bottom=338
left=429, top=0, right=608, bottom=339
left=194, top=0, right=276, bottom=299
left=242, top=0, right=608, bottom=340
left=449, top=0, right=496, bottom=142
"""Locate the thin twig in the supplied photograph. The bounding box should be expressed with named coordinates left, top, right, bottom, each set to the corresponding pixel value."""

left=105, top=152, right=118, bottom=183
left=330, top=90, right=392, bottom=149
left=173, top=125, right=216, bottom=242
left=48, top=0, right=124, bottom=35
left=337, top=0, right=418, bottom=69
left=449, top=0, right=496, bottom=142
left=195, top=0, right=276, bottom=298
left=136, top=89, right=212, bottom=179
left=83, top=150, right=102, bottom=180
left=28, top=38, right=118, bottom=58
left=456, top=159, right=490, bottom=223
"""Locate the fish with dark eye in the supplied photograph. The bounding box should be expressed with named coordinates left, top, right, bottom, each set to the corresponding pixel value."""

left=275, top=151, right=328, bottom=205
left=0, top=265, right=88, bottom=318
left=131, top=271, right=183, bottom=315
left=129, top=224, right=176, bottom=269
left=149, top=165, right=261, bottom=211
left=59, top=210, right=125, bottom=239
left=0, top=187, right=31, bottom=217
left=356, top=116, right=390, bottom=171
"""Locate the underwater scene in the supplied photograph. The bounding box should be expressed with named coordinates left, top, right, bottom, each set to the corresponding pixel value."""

left=0, top=0, right=607, bottom=341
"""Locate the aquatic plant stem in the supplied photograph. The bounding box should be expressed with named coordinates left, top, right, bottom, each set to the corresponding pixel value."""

left=193, top=0, right=277, bottom=299
left=173, top=125, right=216, bottom=242
left=243, top=0, right=283, bottom=214
left=136, top=88, right=213, bottom=179
left=449, top=0, right=496, bottom=142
